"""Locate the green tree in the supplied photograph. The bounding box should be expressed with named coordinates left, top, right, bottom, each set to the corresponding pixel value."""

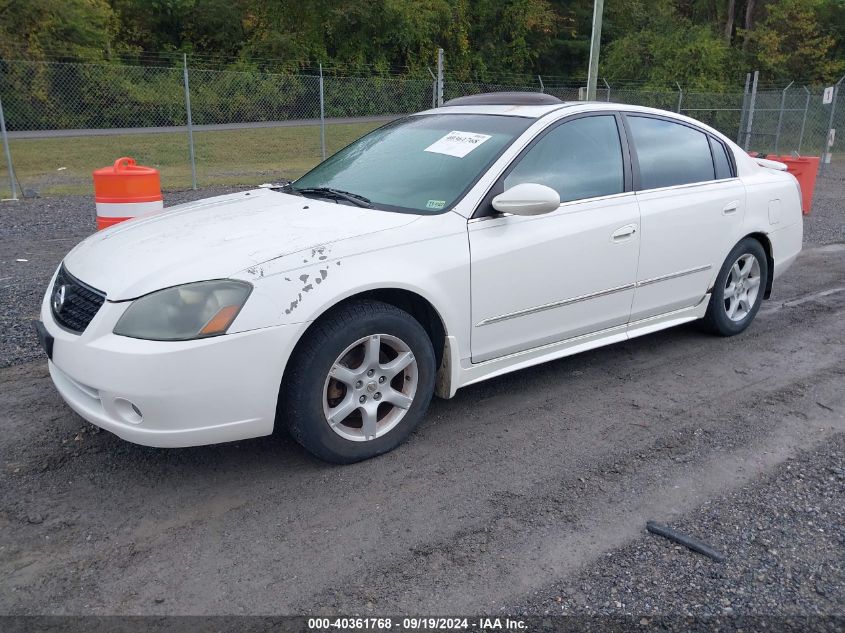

left=2, top=0, right=845, bottom=89
left=602, top=0, right=737, bottom=89
left=239, top=0, right=557, bottom=78
left=458, top=0, right=559, bottom=78
left=109, top=0, right=248, bottom=57
left=0, top=0, right=115, bottom=60
left=746, top=0, right=844, bottom=83
left=536, top=0, right=593, bottom=78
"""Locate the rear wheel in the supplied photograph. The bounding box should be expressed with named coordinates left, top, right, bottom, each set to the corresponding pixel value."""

left=280, top=300, right=436, bottom=463
left=702, top=238, right=768, bottom=336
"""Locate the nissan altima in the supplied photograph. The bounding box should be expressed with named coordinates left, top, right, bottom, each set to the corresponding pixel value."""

left=36, top=93, right=803, bottom=463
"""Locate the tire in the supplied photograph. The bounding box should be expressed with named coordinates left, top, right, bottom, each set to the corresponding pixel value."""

left=701, top=237, right=769, bottom=336
left=279, top=300, right=436, bottom=464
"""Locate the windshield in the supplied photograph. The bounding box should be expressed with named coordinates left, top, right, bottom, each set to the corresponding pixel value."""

left=290, top=114, right=535, bottom=214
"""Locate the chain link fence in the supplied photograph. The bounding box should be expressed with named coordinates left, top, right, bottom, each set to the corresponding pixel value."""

left=0, top=57, right=842, bottom=199
left=737, top=84, right=843, bottom=161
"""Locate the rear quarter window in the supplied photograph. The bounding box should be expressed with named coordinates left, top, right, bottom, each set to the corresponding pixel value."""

left=710, top=137, right=734, bottom=179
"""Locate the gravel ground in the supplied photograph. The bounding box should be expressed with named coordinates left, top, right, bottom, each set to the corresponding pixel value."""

left=806, top=164, right=845, bottom=245
left=512, top=434, right=845, bottom=619
left=1, top=167, right=844, bottom=623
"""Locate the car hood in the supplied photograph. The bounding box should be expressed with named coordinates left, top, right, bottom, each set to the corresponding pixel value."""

left=63, top=188, right=419, bottom=300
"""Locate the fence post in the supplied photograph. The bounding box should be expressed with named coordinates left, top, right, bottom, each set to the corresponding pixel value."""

left=820, top=74, right=845, bottom=176
left=675, top=82, right=683, bottom=113
left=0, top=93, right=18, bottom=201
left=537, top=75, right=544, bottom=93
left=774, top=80, right=793, bottom=155
left=428, top=67, right=436, bottom=108
left=797, top=86, right=811, bottom=154
left=182, top=54, right=197, bottom=190
left=743, top=70, right=759, bottom=151
left=603, top=78, right=611, bottom=102
left=737, top=72, right=751, bottom=144
left=319, top=63, right=326, bottom=161
left=436, top=48, right=444, bottom=107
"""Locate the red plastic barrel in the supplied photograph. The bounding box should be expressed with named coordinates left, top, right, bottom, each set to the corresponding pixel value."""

left=92, top=157, right=163, bottom=230
left=764, top=154, right=820, bottom=215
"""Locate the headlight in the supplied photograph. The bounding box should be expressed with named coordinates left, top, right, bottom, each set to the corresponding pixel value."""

left=113, top=280, right=252, bottom=341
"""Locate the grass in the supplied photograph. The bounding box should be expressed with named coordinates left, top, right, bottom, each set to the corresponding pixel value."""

left=0, top=121, right=383, bottom=198
left=1, top=123, right=842, bottom=199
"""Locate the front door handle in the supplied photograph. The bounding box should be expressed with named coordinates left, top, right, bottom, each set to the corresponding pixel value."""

left=611, top=224, right=638, bottom=242
left=722, top=201, right=739, bottom=215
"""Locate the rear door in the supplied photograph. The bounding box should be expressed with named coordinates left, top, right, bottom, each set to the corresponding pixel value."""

left=624, top=114, right=746, bottom=321
left=468, top=113, right=640, bottom=363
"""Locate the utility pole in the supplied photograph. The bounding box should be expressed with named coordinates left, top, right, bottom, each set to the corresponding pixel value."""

left=585, top=0, right=605, bottom=101
left=436, top=48, right=444, bottom=107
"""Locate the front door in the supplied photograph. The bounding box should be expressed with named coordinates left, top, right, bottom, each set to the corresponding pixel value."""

left=469, top=113, right=640, bottom=363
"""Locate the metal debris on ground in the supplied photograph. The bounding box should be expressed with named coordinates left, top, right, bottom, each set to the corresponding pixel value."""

left=646, top=520, right=726, bottom=562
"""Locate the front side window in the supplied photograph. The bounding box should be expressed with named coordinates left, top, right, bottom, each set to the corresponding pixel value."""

left=504, top=115, right=625, bottom=203
left=291, top=114, right=534, bottom=214
left=627, top=116, right=715, bottom=189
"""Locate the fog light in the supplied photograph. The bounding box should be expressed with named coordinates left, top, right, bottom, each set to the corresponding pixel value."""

left=114, top=398, right=143, bottom=424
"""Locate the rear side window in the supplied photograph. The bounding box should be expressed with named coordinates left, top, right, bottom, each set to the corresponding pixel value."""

left=504, top=115, right=624, bottom=203
left=710, top=137, right=734, bottom=179
left=627, top=116, right=715, bottom=189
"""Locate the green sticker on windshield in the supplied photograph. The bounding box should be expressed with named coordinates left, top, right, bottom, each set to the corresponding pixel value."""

left=426, top=199, right=446, bottom=209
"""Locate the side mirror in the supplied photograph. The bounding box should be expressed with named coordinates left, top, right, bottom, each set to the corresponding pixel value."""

left=491, top=183, right=560, bottom=216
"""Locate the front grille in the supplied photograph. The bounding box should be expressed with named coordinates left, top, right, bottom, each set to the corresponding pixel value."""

left=50, top=265, right=106, bottom=333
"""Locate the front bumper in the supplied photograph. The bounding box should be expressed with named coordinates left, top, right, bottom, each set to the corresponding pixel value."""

left=40, top=283, right=300, bottom=448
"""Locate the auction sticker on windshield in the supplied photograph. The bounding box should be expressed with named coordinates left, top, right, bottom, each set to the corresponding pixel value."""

left=424, top=131, right=492, bottom=158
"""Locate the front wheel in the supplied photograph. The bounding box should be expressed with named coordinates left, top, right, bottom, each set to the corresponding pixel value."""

left=280, top=300, right=436, bottom=463
left=701, top=237, right=768, bottom=336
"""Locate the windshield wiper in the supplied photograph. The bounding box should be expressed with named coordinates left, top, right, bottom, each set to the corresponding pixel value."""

left=287, top=186, right=373, bottom=208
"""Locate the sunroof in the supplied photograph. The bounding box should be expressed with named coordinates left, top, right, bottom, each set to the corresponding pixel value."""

left=442, top=92, right=565, bottom=107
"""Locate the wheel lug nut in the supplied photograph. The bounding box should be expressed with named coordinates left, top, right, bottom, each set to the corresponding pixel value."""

left=367, top=369, right=375, bottom=377
left=374, top=392, right=381, bottom=401
left=359, top=395, right=366, bottom=403
left=355, top=380, right=363, bottom=389
left=378, top=376, right=385, bottom=383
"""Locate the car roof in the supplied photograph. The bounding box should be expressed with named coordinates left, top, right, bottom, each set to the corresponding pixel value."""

left=409, top=101, right=742, bottom=158
left=412, top=103, right=578, bottom=118
left=411, top=101, right=733, bottom=141
left=412, top=100, right=678, bottom=119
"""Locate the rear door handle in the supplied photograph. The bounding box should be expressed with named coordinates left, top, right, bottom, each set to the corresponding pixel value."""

left=611, top=224, right=638, bottom=242
left=722, top=201, right=739, bottom=215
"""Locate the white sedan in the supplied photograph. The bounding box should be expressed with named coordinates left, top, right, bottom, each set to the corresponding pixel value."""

left=37, top=94, right=803, bottom=463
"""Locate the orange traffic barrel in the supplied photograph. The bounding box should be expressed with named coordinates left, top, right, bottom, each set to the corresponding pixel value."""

left=763, top=154, right=820, bottom=215
left=92, top=157, right=163, bottom=230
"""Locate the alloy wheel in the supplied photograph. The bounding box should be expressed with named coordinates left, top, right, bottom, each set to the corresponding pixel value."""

left=322, top=334, right=419, bottom=441
left=723, top=253, right=762, bottom=322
